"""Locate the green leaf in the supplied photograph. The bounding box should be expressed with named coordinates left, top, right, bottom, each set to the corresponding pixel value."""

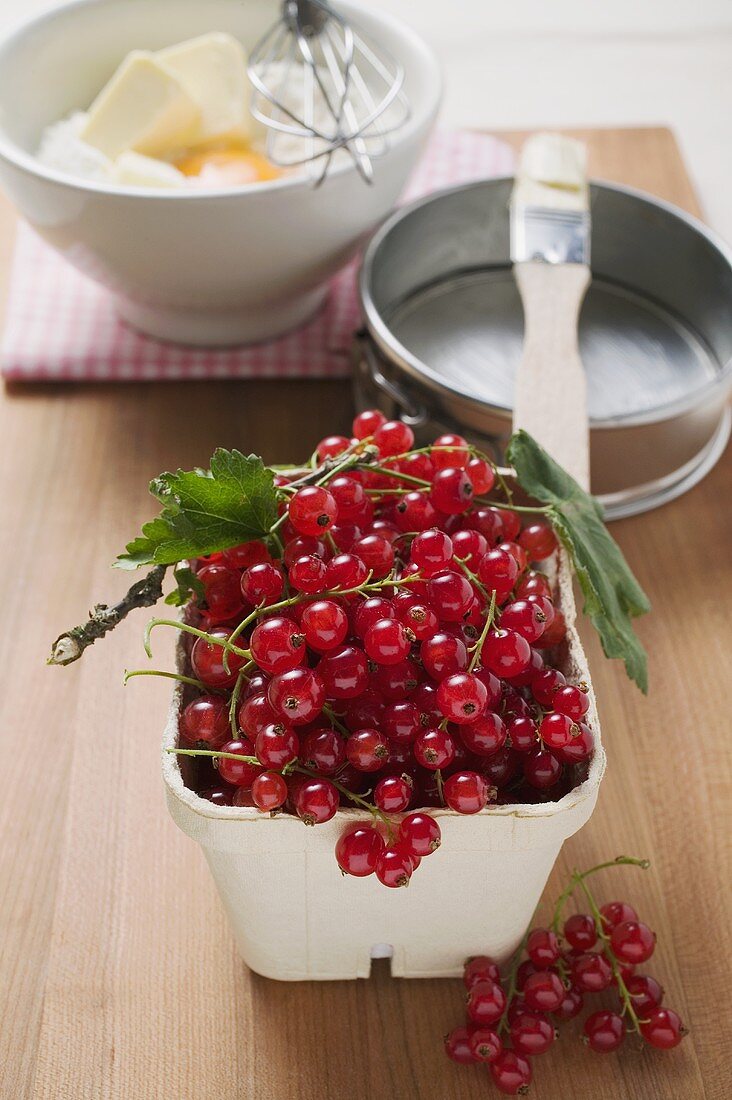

left=506, top=430, right=650, bottom=692
left=164, top=565, right=205, bottom=607
left=116, top=450, right=278, bottom=569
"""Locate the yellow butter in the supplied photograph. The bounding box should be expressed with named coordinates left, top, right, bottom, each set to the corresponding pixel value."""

left=157, top=33, right=251, bottom=146
left=80, top=51, right=200, bottom=159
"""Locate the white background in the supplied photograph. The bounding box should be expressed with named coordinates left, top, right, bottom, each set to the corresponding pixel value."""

left=1, top=0, right=730, bottom=237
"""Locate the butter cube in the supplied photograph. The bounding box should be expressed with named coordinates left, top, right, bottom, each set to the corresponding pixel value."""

left=157, top=32, right=251, bottom=145
left=81, top=51, right=200, bottom=159
left=112, top=150, right=186, bottom=188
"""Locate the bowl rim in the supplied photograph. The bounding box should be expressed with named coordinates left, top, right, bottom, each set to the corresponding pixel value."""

left=0, top=0, right=443, bottom=200
left=359, top=175, right=732, bottom=428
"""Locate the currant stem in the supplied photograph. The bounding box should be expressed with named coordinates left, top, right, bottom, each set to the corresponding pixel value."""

left=497, top=916, right=537, bottom=1036
left=323, top=704, right=350, bottom=737
left=123, top=668, right=210, bottom=692
left=144, top=618, right=251, bottom=661
left=468, top=590, right=497, bottom=672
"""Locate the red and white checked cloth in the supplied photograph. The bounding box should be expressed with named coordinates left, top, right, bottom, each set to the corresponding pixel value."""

left=1, top=129, right=513, bottom=382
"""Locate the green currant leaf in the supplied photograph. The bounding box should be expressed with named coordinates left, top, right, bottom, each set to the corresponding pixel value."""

left=507, top=430, right=650, bottom=692
left=164, top=564, right=205, bottom=607
left=116, top=450, right=278, bottom=569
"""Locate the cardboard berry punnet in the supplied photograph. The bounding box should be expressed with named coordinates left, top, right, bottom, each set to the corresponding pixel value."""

left=162, top=258, right=612, bottom=981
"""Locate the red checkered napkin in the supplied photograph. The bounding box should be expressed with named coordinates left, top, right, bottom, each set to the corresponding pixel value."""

left=1, top=129, right=513, bottom=381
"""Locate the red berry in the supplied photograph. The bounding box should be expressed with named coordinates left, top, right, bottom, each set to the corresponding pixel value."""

left=267, top=667, right=325, bottom=725
left=431, top=432, right=470, bottom=470
left=254, top=722, right=299, bottom=769
left=466, top=456, right=495, bottom=495
left=375, top=845, right=414, bottom=888
left=510, top=1008, right=556, bottom=1056
left=250, top=616, right=306, bottom=675
left=413, top=726, right=456, bottom=770
left=191, top=630, right=246, bottom=689
left=289, top=554, right=326, bottom=594
left=459, top=713, right=507, bottom=757
left=251, top=771, right=288, bottom=811
left=346, top=728, right=390, bottom=772
left=554, top=722, right=594, bottom=764
left=523, top=748, right=563, bottom=790
left=300, top=599, right=349, bottom=652
left=411, top=528, right=454, bottom=576
left=324, top=552, right=369, bottom=591
left=467, top=979, right=507, bottom=1025
left=552, top=683, right=590, bottom=721
left=398, top=813, right=441, bottom=857
left=181, top=695, right=230, bottom=749
left=353, top=534, right=395, bottom=578
left=199, top=786, right=235, bottom=806
left=316, top=434, right=349, bottom=461
left=381, top=701, right=421, bottom=744
left=241, top=561, right=285, bottom=606
left=451, top=528, right=488, bottom=570
left=436, top=672, right=488, bottom=723
left=428, top=570, right=474, bottom=622
left=507, top=716, right=538, bottom=754
left=364, top=618, right=411, bottom=665
left=477, top=549, right=518, bottom=601
left=639, top=1007, right=686, bottom=1049
left=216, top=738, right=261, bottom=788
left=584, top=1010, right=625, bottom=1053
left=420, top=631, right=468, bottom=679
left=599, top=900, right=638, bottom=930
left=430, top=467, right=474, bottom=514
left=531, top=668, right=566, bottom=707
left=295, top=778, right=339, bottom=825
left=626, top=974, right=664, bottom=1014
left=300, top=727, right=346, bottom=774
left=571, top=952, right=613, bottom=992
left=443, top=770, right=490, bottom=813
left=468, top=1027, right=502, bottom=1063
left=352, top=408, right=387, bottom=439
left=564, top=913, right=598, bottom=951
left=238, top=692, right=277, bottom=738
left=518, top=522, right=558, bottom=561
left=484, top=630, right=531, bottom=678
left=610, top=920, right=656, bottom=965
left=522, top=969, right=564, bottom=1012
left=196, top=562, right=244, bottom=622
left=500, top=599, right=547, bottom=643
left=394, top=491, right=437, bottom=532
left=289, top=486, right=338, bottom=537
left=444, top=1026, right=475, bottom=1065
left=490, top=1049, right=532, bottom=1095
left=335, top=825, right=384, bottom=876
left=539, top=711, right=578, bottom=750
left=374, top=419, right=414, bottom=456
left=373, top=774, right=413, bottom=813
left=526, top=928, right=560, bottom=968
left=464, top=955, right=501, bottom=988
left=318, top=644, right=369, bottom=698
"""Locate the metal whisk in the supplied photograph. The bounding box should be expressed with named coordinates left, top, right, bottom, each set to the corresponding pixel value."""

left=248, top=0, right=410, bottom=185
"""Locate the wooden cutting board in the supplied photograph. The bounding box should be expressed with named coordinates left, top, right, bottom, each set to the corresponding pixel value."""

left=0, top=128, right=729, bottom=1100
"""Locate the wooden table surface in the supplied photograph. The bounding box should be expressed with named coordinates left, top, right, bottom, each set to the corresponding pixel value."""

left=0, top=127, right=729, bottom=1100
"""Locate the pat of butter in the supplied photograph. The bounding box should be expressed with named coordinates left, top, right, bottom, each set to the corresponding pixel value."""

left=112, top=150, right=186, bottom=188
left=515, top=133, right=588, bottom=211
left=81, top=51, right=200, bottom=159
left=157, top=33, right=251, bottom=145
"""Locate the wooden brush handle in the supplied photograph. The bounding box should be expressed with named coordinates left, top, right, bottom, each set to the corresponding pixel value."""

left=513, top=262, right=591, bottom=490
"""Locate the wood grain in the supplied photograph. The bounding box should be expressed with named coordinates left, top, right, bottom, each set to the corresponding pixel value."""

left=0, top=128, right=729, bottom=1100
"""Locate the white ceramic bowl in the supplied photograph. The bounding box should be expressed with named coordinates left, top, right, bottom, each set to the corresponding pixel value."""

left=0, top=0, right=441, bottom=345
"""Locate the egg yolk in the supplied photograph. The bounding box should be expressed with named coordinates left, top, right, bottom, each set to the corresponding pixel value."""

left=175, top=143, right=281, bottom=186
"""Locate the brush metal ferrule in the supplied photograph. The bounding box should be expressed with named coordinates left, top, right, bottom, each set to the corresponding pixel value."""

left=510, top=204, right=591, bottom=265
